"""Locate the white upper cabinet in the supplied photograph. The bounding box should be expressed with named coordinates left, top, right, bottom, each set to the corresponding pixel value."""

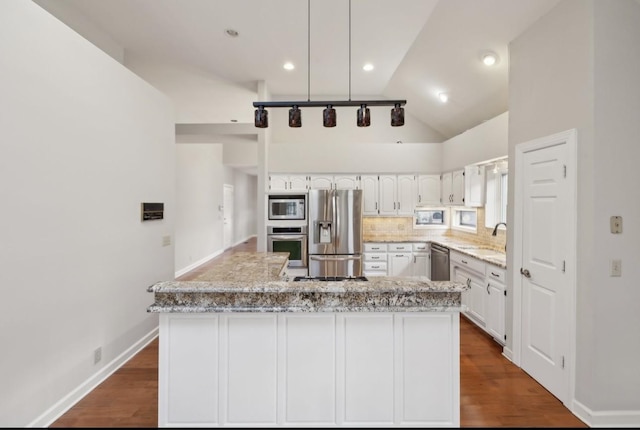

left=441, top=170, right=464, bottom=206
left=396, top=175, right=416, bottom=215
left=333, top=175, right=360, bottom=190
left=308, top=175, right=333, bottom=190
left=360, top=175, right=380, bottom=215
left=308, top=174, right=360, bottom=190
left=416, top=174, right=441, bottom=206
left=378, top=175, right=415, bottom=216
left=269, top=174, right=309, bottom=192
left=464, top=165, right=485, bottom=207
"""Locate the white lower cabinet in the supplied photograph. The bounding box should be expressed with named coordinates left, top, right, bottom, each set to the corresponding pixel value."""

left=388, top=243, right=413, bottom=277
left=485, top=265, right=506, bottom=344
left=450, top=251, right=506, bottom=345
left=363, top=243, right=388, bottom=277
left=159, top=313, right=460, bottom=427
left=412, top=242, right=430, bottom=278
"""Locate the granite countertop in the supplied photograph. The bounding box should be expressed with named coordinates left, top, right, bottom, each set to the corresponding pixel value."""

left=147, top=252, right=466, bottom=313
left=365, top=236, right=507, bottom=269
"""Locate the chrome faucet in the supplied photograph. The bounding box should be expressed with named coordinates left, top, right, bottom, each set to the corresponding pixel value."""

left=492, top=222, right=507, bottom=236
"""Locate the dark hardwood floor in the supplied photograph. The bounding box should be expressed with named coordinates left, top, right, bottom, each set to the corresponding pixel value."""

left=50, top=237, right=587, bottom=428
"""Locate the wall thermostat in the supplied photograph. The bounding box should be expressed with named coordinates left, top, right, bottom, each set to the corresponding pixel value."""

left=142, top=202, right=164, bottom=221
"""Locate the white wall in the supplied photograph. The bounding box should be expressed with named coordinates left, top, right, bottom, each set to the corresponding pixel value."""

left=441, top=111, right=509, bottom=171
left=591, top=0, right=640, bottom=413
left=174, top=144, right=225, bottom=275
left=0, top=1, right=175, bottom=426
left=509, top=0, right=640, bottom=423
left=269, top=142, right=442, bottom=173
left=125, top=57, right=257, bottom=124
left=224, top=167, right=258, bottom=245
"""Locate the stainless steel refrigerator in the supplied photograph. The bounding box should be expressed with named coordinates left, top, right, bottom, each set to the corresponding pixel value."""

left=308, top=189, right=363, bottom=278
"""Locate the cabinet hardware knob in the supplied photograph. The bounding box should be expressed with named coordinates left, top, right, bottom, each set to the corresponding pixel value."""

left=491, top=272, right=499, bottom=277
left=520, top=268, right=531, bottom=278
left=487, top=283, right=490, bottom=294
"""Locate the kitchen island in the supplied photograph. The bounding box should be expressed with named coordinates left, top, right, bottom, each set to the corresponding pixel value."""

left=148, top=251, right=467, bottom=428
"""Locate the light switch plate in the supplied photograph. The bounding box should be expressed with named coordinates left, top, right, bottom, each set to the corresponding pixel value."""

left=610, top=216, right=622, bottom=234
left=611, top=259, right=622, bottom=277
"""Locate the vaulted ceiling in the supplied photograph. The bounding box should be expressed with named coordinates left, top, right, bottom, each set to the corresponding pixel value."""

left=34, top=0, right=560, bottom=140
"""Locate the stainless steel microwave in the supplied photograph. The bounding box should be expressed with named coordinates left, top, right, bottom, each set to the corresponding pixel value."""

left=268, top=194, right=306, bottom=220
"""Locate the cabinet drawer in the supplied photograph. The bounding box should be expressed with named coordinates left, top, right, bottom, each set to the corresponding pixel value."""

left=486, top=265, right=506, bottom=283
left=364, top=253, right=387, bottom=262
left=413, top=242, right=429, bottom=252
left=364, top=261, right=388, bottom=272
left=450, top=251, right=485, bottom=276
left=364, top=243, right=388, bottom=252
left=388, top=243, right=412, bottom=252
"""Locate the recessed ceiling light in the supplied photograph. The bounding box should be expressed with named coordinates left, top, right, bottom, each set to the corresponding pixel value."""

left=363, top=63, right=374, bottom=72
left=283, top=62, right=295, bottom=71
left=225, top=29, right=239, bottom=37
left=481, top=51, right=499, bottom=66
left=438, top=92, right=449, bottom=103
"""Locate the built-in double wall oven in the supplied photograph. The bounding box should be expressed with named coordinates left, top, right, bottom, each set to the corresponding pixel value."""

left=267, top=193, right=308, bottom=268
left=267, top=225, right=308, bottom=268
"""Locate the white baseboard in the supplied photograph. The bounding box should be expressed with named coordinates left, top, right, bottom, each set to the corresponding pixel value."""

left=501, top=346, right=514, bottom=362
left=174, top=235, right=257, bottom=278
left=28, top=327, right=159, bottom=428
left=572, top=399, right=640, bottom=428
left=174, top=250, right=223, bottom=278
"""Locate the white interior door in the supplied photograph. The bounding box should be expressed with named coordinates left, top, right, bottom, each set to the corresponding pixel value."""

left=514, top=130, right=576, bottom=406
left=223, top=184, right=234, bottom=250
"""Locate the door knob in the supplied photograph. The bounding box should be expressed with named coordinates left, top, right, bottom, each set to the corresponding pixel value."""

left=520, top=268, right=531, bottom=278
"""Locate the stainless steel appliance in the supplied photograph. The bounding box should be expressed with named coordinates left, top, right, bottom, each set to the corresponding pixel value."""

left=267, top=225, right=308, bottom=268
left=308, top=189, right=363, bottom=278
left=268, top=194, right=306, bottom=221
left=430, top=243, right=450, bottom=281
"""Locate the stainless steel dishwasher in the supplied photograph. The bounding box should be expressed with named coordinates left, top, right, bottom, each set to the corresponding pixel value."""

left=430, top=243, right=450, bottom=281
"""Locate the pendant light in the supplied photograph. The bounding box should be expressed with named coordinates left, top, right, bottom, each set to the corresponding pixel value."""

left=289, top=105, right=302, bottom=127
left=357, top=104, right=370, bottom=127
left=391, top=102, right=404, bottom=126
left=253, top=0, right=406, bottom=128
left=323, top=104, right=337, bottom=127
left=255, top=105, right=268, bottom=128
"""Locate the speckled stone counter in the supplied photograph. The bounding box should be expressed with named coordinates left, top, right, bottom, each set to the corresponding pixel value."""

left=152, top=251, right=464, bottom=427
left=147, top=251, right=466, bottom=313
left=364, top=235, right=507, bottom=269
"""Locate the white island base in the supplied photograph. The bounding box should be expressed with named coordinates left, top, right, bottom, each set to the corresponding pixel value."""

left=159, top=312, right=460, bottom=427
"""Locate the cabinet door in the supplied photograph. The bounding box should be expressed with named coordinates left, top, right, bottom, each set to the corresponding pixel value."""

left=468, top=273, right=486, bottom=326
left=412, top=252, right=429, bottom=277
left=396, top=175, right=416, bottom=215
left=288, top=175, right=309, bottom=192
left=309, top=175, right=333, bottom=190
left=360, top=175, right=379, bottom=215
left=269, top=175, right=289, bottom=191
left=454, top=266, right=470, bottom=311
left=417, top=175, right=441, bottom=206
left=464, top=165, right=485, bottom=207
left=333, top=175, right=360, bottom=190
left=389, top=252, right=412, bottom=277
left=441, top=172, right=453, bottom=205
left=486, top=280, right=506, bottom=344
left=451, top=170, right=465, bottom=205
left=378, top=175, right=397, bottom=215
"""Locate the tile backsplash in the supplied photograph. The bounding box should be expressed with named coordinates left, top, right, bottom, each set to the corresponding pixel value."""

left=363, top=207, right=506, bottom=251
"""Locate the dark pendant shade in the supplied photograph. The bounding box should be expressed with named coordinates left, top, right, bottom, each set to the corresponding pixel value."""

left=289, top=105, right=302, bottom=127
left=255, top=106, right=268, bottom=128
left=391, top=103, right=404, bottom=127
left=323, top=105, right=336, bottom=127
left=357, top=105, right=370, bottom=127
